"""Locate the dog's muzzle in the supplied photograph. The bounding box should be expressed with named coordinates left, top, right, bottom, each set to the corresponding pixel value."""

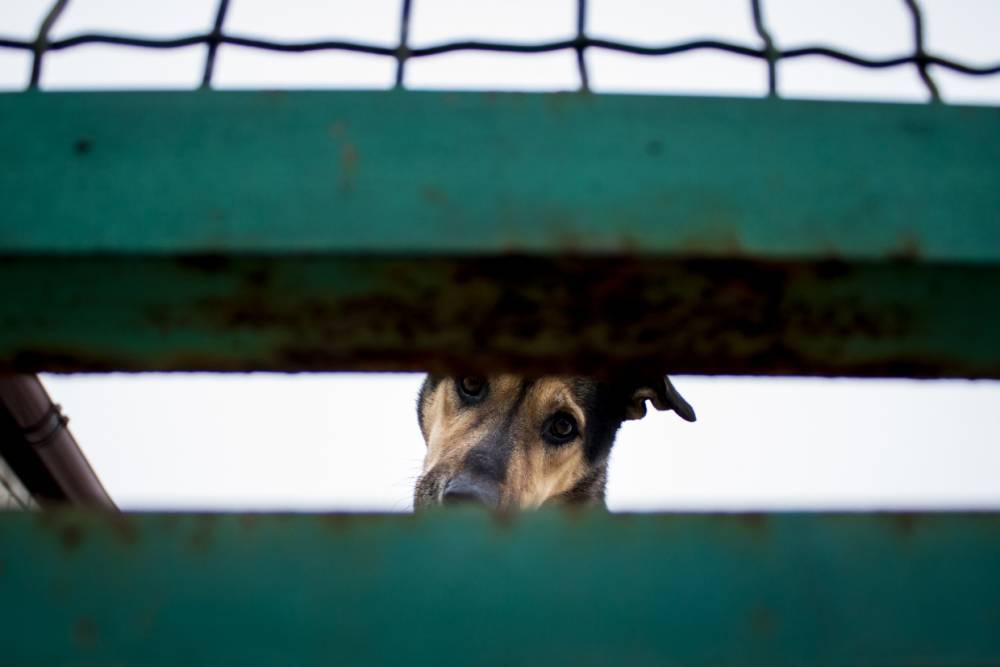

left=441, top=472, right=500, bottom=509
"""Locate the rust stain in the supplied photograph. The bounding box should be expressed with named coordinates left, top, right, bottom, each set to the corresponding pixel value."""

left=749, top=605, right=778, bottom=637
left=187, top=257, right=953, bottom=377
left=175, top=254, right=231, bottom=274
left=491, top=507, right=517, bottom=530
left=321, top=513, right=363, bottom=535
left=243, top=265, right=273, bottom=290
left=716, top=513, right=769, bottom=537
left=885, top=512, right=927, bottom=540
left=72, top=617, right=98, bottom=647
left=73, top=137, right=92, bottom=156
left=543, top=92, right=586, bottom=118
left=109, top=515, right=139, bottom=546
left=60, top=523, right=85, bottom=551
left=187, top=515, right=216, bottom=552
left=615, top=231, right=641, bottom=254
left=328, top=120, right=348, bottom=139
left=327, top=119, right=360, bottom=192
left=5, top=255, right=999, bottom=378
left=546, top=225, right=584, bottom=254
left=677, top=225, right=746, bottom=257
left=420, top=185, right=449, bottom=206
left=239, top=514, right=260, bottom=531
left=890, top=230, right=922, bottom=262
left=137, top=606, right=160, bottom=635
left=737, top=513, right=769, bottom=534
left=340, top=143, right=359, bottom=193
left=6, top=348, right=135, bottom=373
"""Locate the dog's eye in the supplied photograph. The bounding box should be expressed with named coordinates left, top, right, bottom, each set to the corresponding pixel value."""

left=457, top=376, right=487, bottom=402
left=543, top=412, right=578, bottom=445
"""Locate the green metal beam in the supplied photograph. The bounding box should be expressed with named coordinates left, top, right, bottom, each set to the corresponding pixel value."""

left=2, top=257, right=999, bottom=376
left=1, top=92, right=999, bottom=375
left=2, top=511, right=1000, bottom=667
left=3, top=91, right=999, bottom=259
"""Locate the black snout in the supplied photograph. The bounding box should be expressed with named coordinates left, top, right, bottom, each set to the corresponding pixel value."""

left=442, top=473, right=500, bottom=509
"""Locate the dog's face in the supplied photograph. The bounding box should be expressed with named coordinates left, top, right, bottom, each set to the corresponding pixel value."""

left=414, top=374, right=695, bottom=510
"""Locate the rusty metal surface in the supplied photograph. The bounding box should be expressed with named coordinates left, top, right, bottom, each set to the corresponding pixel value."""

left=1, top=256, right=998, bottom=377
left=2, top=510, right=1000, bottom=666
left=1, top=91, right=998, bottom=375
left=2, top=92, right=999, bottom=261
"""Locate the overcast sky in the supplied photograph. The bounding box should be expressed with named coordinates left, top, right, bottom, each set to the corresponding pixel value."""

left=3, top=1, right=999, bottom=511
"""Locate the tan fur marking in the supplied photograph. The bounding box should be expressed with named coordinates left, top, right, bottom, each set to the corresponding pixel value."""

left=422, top=381, right=480, bottom=473
left=505, top=378, right=590, bottom=509
left=421, top=375, right=522, bottom=477
left=419, top=376, right=595, bottom=509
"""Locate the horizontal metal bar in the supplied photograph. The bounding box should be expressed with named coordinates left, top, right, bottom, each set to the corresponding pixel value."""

left=3, top=91, right=999, bottom=259
left=1, top=92, right=999, bottom=375
left=2, top=511, right=1000, bottom=667
left=1, top=257, right=999, bottom=377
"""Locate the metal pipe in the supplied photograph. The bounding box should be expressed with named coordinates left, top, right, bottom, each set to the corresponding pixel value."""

left=0, top=374, right=115, bottom=509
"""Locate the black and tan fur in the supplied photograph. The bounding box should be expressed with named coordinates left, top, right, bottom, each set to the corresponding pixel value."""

left=414, top=374, right=695, bottom=510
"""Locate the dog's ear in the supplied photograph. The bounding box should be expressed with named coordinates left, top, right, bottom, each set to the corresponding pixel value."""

left=625, top=375, right=696, bottom=422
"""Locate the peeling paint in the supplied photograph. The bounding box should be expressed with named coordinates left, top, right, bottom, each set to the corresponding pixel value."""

left=1, top=256, right=999, bottom=376
left=2, top=511, right=1000, bottom=666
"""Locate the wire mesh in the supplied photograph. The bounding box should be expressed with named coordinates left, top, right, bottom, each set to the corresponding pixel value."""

left=2, top=0, right=998, bottom=97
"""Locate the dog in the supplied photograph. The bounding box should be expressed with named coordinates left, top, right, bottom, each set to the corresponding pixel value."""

left=414, top=374, right=695, bottom=510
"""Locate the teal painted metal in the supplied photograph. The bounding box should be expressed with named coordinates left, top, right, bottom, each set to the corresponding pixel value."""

left=1, top=91, right=999, bottom=259
left=1, top=511, right=1000, bottom=666
left=1, top=257, right=1000, bottom=377
left=1, top=92, right=999, bottom=375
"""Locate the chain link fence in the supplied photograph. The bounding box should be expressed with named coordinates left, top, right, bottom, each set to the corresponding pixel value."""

left=2, top=0, right=998, bottom=98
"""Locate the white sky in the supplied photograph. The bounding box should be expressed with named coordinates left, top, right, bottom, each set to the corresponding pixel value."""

left=3, top=1, right=999, bottom=511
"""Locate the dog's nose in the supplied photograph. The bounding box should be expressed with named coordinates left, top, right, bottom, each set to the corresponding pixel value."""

left=442, top=473, right=500, bottom=509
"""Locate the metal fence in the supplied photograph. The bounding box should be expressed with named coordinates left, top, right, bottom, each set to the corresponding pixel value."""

left=2, top=0, right=999, bottom=96
left=3, top=4, right=1000, bottom=666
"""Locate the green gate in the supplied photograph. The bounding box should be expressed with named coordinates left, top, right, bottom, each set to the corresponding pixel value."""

left=2, top=1, right=999, bottom=664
